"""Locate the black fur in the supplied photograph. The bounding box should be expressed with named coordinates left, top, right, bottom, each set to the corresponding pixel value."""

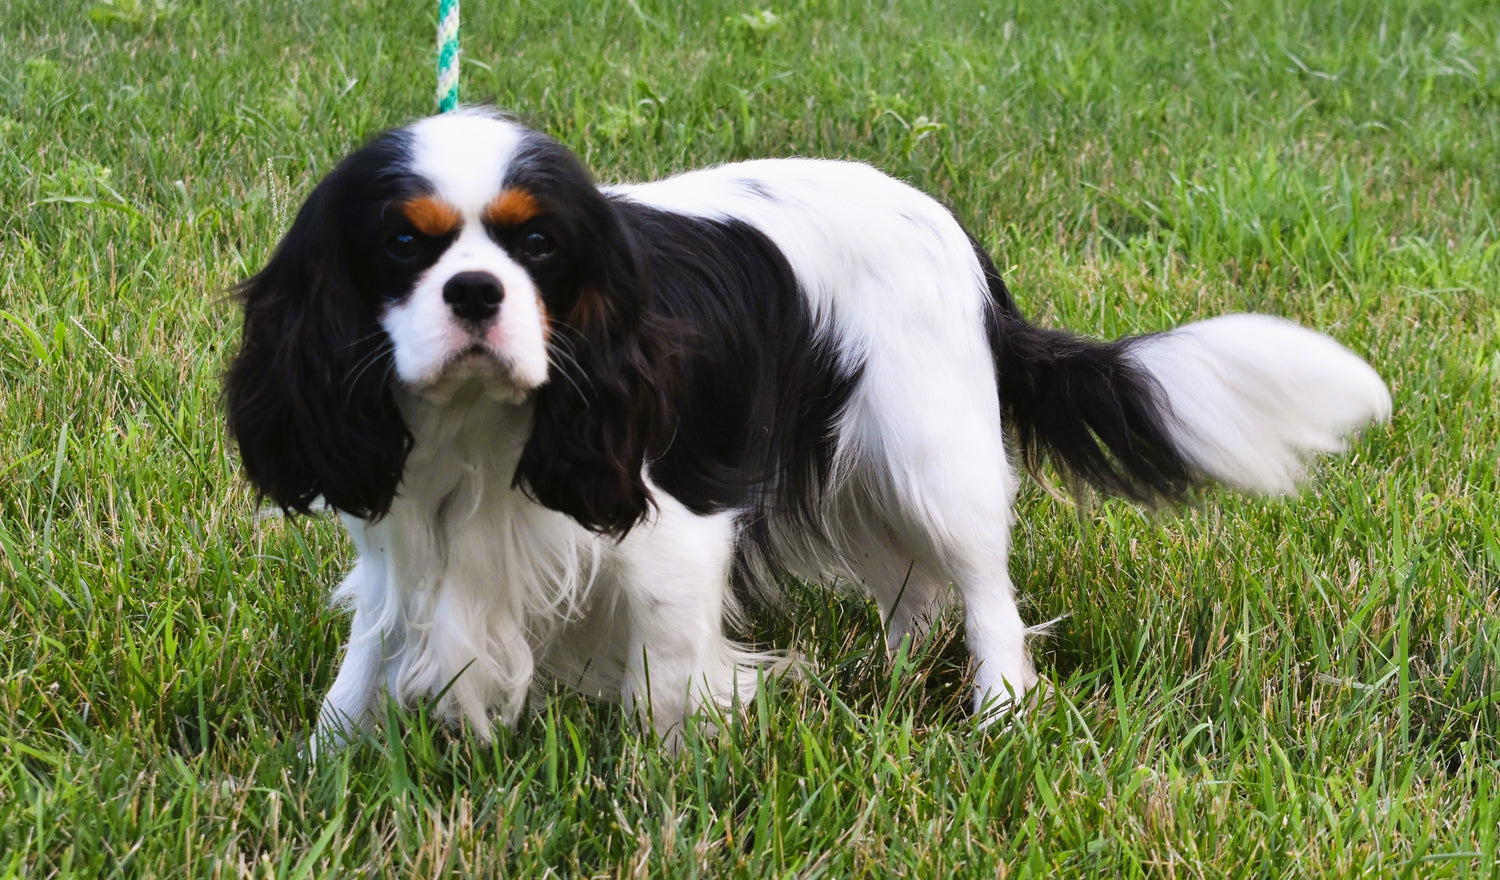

left=503, top=135, right=675, bottom=537
left=232, top=118, right=1179, bottom=546
left=226, top=123, right=857, bottom=539
left=974, top=241, right=1199, bottom=503
left=225, top=131, right=431, bottom=520
left=609, top=200, right=861, bottom=554
left=502, top=135, right=858, bottom=540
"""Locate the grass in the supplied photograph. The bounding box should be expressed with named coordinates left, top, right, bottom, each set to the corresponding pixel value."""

left=1, top=0, right=1497, bottom=875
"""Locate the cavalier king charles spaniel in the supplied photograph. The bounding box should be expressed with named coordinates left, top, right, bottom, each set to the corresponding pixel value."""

left=226, top=108, right=1391, bottom=748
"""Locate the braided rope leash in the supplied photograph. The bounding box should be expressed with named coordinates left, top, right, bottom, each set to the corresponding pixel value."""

left=436, top=0, right=460, bottom=112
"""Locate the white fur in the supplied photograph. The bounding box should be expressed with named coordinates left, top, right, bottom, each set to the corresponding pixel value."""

left=613, top=159, right=1034, bottom=715
left=309, top=114, right=1389, bottom=747
left=314, top=387, right=769, bottom=750
left=382, top=111, right=549, bottom=400
left=1130, top=314, right=1393, bottom=494
left=408, top=109, right=526, bottom=217
left=379, top=224, right=552, bottom=400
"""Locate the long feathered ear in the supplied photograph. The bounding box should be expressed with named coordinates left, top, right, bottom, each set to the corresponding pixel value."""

left=513, top=198, right=673, bottom=538
left=225, top=174, right=411, bottom=520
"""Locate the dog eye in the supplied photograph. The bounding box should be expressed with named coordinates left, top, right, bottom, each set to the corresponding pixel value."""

left=518, top=232, right=555, bottom=261
left=385, top=232, right=422, bottom=263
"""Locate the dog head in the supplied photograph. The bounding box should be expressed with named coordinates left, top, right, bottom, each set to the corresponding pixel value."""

left=226, top=110, right=669, bottom=534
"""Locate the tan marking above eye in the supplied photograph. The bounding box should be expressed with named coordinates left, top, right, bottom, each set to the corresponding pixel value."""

left=399, top=196, right=463, bottom=236
left=484, top=188, right=541, bottom=226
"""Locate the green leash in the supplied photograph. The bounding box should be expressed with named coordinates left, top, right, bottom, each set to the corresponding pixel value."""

left=437, top=0, right=460, bottom=112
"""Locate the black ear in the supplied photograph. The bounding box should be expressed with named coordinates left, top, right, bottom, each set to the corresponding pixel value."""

left=513, top=199, right=673, bottom=538
left=225, top=174, right=411, bottom=520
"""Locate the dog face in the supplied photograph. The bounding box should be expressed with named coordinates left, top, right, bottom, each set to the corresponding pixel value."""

left=225, top=110, right=669, bottom=532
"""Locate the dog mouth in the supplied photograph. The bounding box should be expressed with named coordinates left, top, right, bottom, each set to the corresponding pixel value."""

left=446, top=344, right=500, bottom=371
left=413, top=344, right=537, bottom=405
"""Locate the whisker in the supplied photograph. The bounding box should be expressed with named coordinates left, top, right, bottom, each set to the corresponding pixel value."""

left=545, top=340, right=591, bottom=401
left=345, top=340, right=393, bottom=382
left=343, top=340, right=396, bottom=403
left=341, top=328, right=392, bottom=351
left=546, top=331, right=593, bottom=382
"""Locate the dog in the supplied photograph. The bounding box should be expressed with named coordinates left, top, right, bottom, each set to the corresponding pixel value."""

left=226, top=108, right=1391, bottom=748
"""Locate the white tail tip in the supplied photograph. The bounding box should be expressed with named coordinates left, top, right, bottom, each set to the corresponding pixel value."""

left=1130, top=314, right=1391, bottom=494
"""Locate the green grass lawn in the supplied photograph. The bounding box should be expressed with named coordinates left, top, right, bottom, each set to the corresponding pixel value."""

left=3, top=0, right=1498, bottom=875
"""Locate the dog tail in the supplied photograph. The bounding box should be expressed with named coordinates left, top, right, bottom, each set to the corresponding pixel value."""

left=977, top=252, right=1391, bottom=502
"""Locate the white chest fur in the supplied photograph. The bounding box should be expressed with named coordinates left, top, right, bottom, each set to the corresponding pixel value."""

left=324, top=394, right=607, bottom=733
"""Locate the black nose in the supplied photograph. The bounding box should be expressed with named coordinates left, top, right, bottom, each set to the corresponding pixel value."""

left=442, top=271, right=504, bottom=322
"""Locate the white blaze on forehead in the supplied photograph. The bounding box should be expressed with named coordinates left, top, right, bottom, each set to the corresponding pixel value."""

left=379, top=112, right=551, bottom=400
left=407, top=111, right=527, bottom=216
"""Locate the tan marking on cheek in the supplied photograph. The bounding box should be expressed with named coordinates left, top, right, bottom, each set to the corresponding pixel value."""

left=484, top=188, right=541, bottom=226
left=399, top=196, right=462, bottom=236
left=570, top=285, right=606, bottom=328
